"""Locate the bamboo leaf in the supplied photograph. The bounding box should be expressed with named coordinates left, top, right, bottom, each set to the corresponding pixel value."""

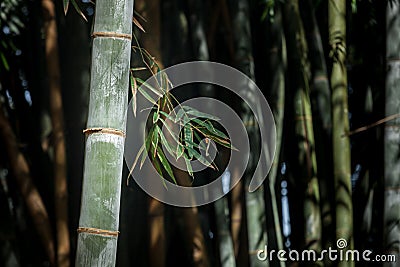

left=130, top=71, right=137, bottom=117
left=138, top=86, right=157, bottom=105
left=185, top=146, right=216, bottom=170
left=158, top=110, right=176, bottom=122
left=159, top=117, right=180, bottom=144
left=157, top=125, right=175, bottom=157
left=205, top=134, right=236, bottom=150
left=151, top=157, right=167, bottom=188
left=175, top=108, right=186, bottom=123
left=63, top=0, right=69, bottom=14
left=176, top=143, right=184, bottom=160
left=0, top=53, right=9, bottom=71
left=184, top=157, right=194, bottom=177
left=156, top=146, right=177, bottom=184
left=192, top=118, right=229, bottom=140
left=136, top=77, right=163, bottom=97
left=130, top=142, right=146, bottom=174
left=184, top=123, right=194, bottom=158
left=183, top=106, right=220, bottom=121
left=71, top=0, right=87, bottom=22
left=132, top=16, right=146, bottom=33
left=153, top=111, right=159, bottom=123
left=151, top=126, right=159, bottom=158
left=130, top=67, right=147, bottom=71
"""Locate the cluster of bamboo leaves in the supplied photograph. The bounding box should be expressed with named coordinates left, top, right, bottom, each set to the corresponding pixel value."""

left=0, top=0, right=24, bottom=70
left=129, top=46, right=233, bottom=185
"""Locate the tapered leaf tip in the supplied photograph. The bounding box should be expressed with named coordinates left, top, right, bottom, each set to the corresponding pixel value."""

left=63, top=0, right=69, bottom=15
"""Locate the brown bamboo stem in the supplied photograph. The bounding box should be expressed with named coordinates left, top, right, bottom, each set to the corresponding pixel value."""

left=41, top=1, right=70, bottom=266
left=0, top=105, right=55, bottom=265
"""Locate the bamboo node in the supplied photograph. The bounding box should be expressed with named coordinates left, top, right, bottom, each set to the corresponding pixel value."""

left=77, top=227, right=119, bottom=237
left=92, top=31, right=132, bottom=40
left=83, top=127, right=126, bottom=137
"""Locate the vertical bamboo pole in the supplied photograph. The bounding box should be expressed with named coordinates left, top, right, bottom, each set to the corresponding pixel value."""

left=329, top=1, right=354, bottom=266
left=384, top=2, right=400, bottom=266
left=75, top=0, right=134, bottom=266
left=41, top=1, right=70, bottom=266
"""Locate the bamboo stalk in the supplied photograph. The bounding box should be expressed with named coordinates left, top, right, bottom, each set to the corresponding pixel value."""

left=41, top=1, right=70, bottom=266
left=263, top=4, right=286, bottom=266
left=328, top=0, right=354, bottom=266
left=75, top=0, right=134, bottom=266
left=282, top=0, right=322, bottom=260
left=300, top=0, right=335, bottom=260
left=172, top=168, right=210, bottom=267
left=0, top=105, right=55, bottom=265
left=384, top=2, right=400, bottom=266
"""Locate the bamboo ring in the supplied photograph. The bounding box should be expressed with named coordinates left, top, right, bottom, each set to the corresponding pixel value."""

left=77, top=227, right=119, bottom=237
left=83, top=127, right=126, bottom=137
left=92, top=31, right=132, bottom=40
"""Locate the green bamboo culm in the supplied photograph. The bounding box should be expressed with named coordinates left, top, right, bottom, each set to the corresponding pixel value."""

left=263, top=4, right=285, bottom=267
left=229, top=0, right=268, bottom=265
left=282, top=0, right=322, bottom=261
left=328, top=1, right=354, bottom=266
left=300, top=0, right=334, bottom=262
left=384, top=2, right=400, bottom=266
left=75, top=0, right=134, bottom=266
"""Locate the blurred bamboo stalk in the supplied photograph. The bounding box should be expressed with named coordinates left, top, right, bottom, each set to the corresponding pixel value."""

left=282, top=0, right=322, bottom=262
left=175, top=169, right=210, bottom=267
left=384, top=2, right=400, bottom=266
left=0, top=105, right=55, bottom=265
left=41, top=1, right=70, bottom=266
left=300, top=0, right=335, bottom=260
left=262, top=3, right=286, bottom=266
left=228, top=0, right=268, bottom=265
left=135, top=0, right=166, bottom=265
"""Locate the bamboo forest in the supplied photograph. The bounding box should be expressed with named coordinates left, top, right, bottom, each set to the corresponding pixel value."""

left=0, top=0, right=399, bottom=266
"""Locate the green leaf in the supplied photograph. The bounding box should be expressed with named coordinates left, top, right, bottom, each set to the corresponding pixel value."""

left=185, top=146, right=216, bottom=170
left=192, top=118, right=229, bottom=140
left=159, top=117, right=180, bottom=144
left=176, top=143, right=184, bottom=160
left=136, top=77, right=163, bottom=97
left=158, top=110, right=176, bottom=122
left=184, top=157, right=194, bottom=177
left=156, top=146, right=177, bottom=184
left=205, top=120, right=227, bottom=138
left=151, top=157, right=167, bottom=188
left=151, top=126, right=160, bottom=158
left=206, top=134, right=236, bottom=150
left=63, top=0, right=69, bottom=14
left=138, top=86, right=157, bottom=105
left=157, top=125, right=175, bottom=157
left=153, top=111, right=159, bottom=123
left=175, top=108, right=186, bottom=123
left=182, top=139, right=200, bottom=149
left=183, top=106, right=220, bottom=121
left=0, top=52, right=9, bottom=71
left=184, top=123, right=194, bottom=158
